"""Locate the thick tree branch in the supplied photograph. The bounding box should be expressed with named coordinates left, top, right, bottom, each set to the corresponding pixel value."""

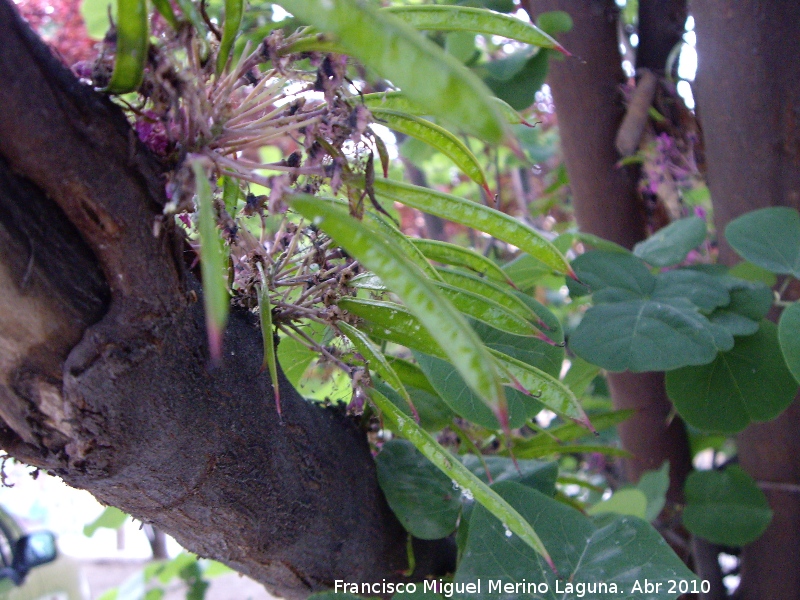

left=0, top=3, right=453, bottom=597
left=693, top=2, right=800, bottom=597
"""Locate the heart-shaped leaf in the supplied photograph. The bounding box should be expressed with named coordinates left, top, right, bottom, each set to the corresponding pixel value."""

left=683, top=466, right=772, bottom=546
left=779, top=302, right=800, bottom=384
left=633, top=217, right=707, bottom=267
left=726, top=207, right=800, bottom=277
left=666, top=321, right=798, bottom=432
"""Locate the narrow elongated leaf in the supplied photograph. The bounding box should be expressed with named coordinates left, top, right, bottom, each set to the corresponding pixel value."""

left=367, top=388, right=553, bottom=567
left=435, top=282, right=541, bottom=337
left=726, top=207, right=800, bottom=277
left=276, top=0, right=506, bottom=142
left=375, top=380, right=454, bottom=432
left=193, top=162, right=229, bottom=362
left=339, top=322, right=418, bottom=419
left=373, top=178, right=573, bottom=276
left=256, top=264, right=281, bottom=418
left=411, top=239, right=511, bottom=284
left=106, top=0, right=148, bottom=93
left=362, top=92, right=533, bottom=126
left=513, top=443, right=631, bottom=459
left=371, top=109, right=490, bottom=193
left=216, top=0, right=244, bottom=75
left=489, top=350, right=592, bottom=429
left=339, top=297, right=441, bottom=352
left=437, top=268, right=550, bottom=331
left=779, top=302, right=800, bottom=383
left=386, top=357, right=438, bottom=395
left=683, top=466, right=772, bottom=546
left=514, top=410, right=634, bottom=454
left=383, top=5, right=567, bottom=53
left=291, top=196, right=507, bottom=420
left=151, top=0, right=178, bottom=29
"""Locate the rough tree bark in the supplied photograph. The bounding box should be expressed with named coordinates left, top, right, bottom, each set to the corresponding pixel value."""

left=693, top=1, right=800, bottom=597
left=522, top=0, right=693, bottom=505
left=0, top=2, right=453, bottom=597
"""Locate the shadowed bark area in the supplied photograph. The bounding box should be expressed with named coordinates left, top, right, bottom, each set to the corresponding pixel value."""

left=0, top=2, right=454, bottom=597
left=522, top=0, right=693, bottom=504
left=693, top=1, right=800, bottom=597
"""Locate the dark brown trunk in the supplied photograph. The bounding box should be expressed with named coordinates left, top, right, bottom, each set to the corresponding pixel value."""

left=0, top=3, right=453, bottom=597
left=693, top=1, right=800, bottom=597
left=522, top=0, right=693, bottom=503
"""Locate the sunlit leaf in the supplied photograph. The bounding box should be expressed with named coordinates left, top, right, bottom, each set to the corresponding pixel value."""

left=384, top=5, right=567, bottom=53
left=84, top=506, right=128, bottom=537
left=106, top=0, right=148, bottom=93
left=362, top=92, right=533, bottom=126
left=367, top=388, right=553, bottom=567
left=373, top=178, right=573, bottom=276
left=587, top=489, right=648, bottom=519
left=276, top=0, right=506, bottom=142
left=151, top=0, right=178, bottom=29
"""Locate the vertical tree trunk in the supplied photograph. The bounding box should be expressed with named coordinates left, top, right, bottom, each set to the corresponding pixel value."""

left=523, top=0, right=693, bottom=504
left=693, top=1, right=800, bottom=597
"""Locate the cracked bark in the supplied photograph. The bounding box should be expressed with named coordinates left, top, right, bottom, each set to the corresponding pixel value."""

left=0, top=2, right=454, bottom=597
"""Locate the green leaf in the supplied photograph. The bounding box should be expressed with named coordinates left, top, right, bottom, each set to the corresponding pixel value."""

left=81, top=0, right=114, bottom=39
left=367, top=389, right=553, bottom=566
left=633, top=216, right=707, bottom=267
left=386, top=356, right=438, bottom=395
left=375, top=380, right=454, bottom=432
left=726, top=207, right=800, bottom=277
left=216, top=0, right=244, bottom=75
left=256, top=264, right=281, bottom=417
left=666, top=321, right=798, bottom=433
left=277, top=0, right=506, bottom=142
left=277, top=325, right=321, bottom=387
left=461, top=456, right=558, bottom=495
left=779, top=302, right=800, bottom=383
left=339, top=322, right=418, bottom=420
left=193, top=162, right=229, bottom=362
left=434, top=281, right=542, bottom=337
left=106, top=0, right=148, bottom=93
left=636, top=462, right=670, bottom=523
left=383, top=5, right=567, bottom=52
left=454, top=482, right=696, bottom=600
left=84, top=506, right=128, bottom=537
left=570, top=299, right=721, bottom=372
left=683, top=466, right=772, bottom=546
left=363, top=209, right=443, bottom=281
left=436, top=269, right=549, bottom=332
left=512, top=443, right=632, bottom=459
left=362, top=92, right=531, bottom=127
left=569, top=251, right=734, bottom=371
left=413, top=351, right=536, bottom=430
left=291, top=196, right=507, bottom=421
left=479, top=48, right=549, bottom=111
left=729, top=260, right=778, bottom=287
left=373, top=178, right=573, bottom=276
left=561, top=356, right=600, bottom=398
left=370, top=109, right=490, bottom=193
left=376, top=440, right=462, bottom=539
left=411, top=239, right=511, bottom=284
left=470, top=320, right=562, bottom=378
left=587, top=488, right=648, bottom=519
left=536, top=10, right=573, bottom=35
